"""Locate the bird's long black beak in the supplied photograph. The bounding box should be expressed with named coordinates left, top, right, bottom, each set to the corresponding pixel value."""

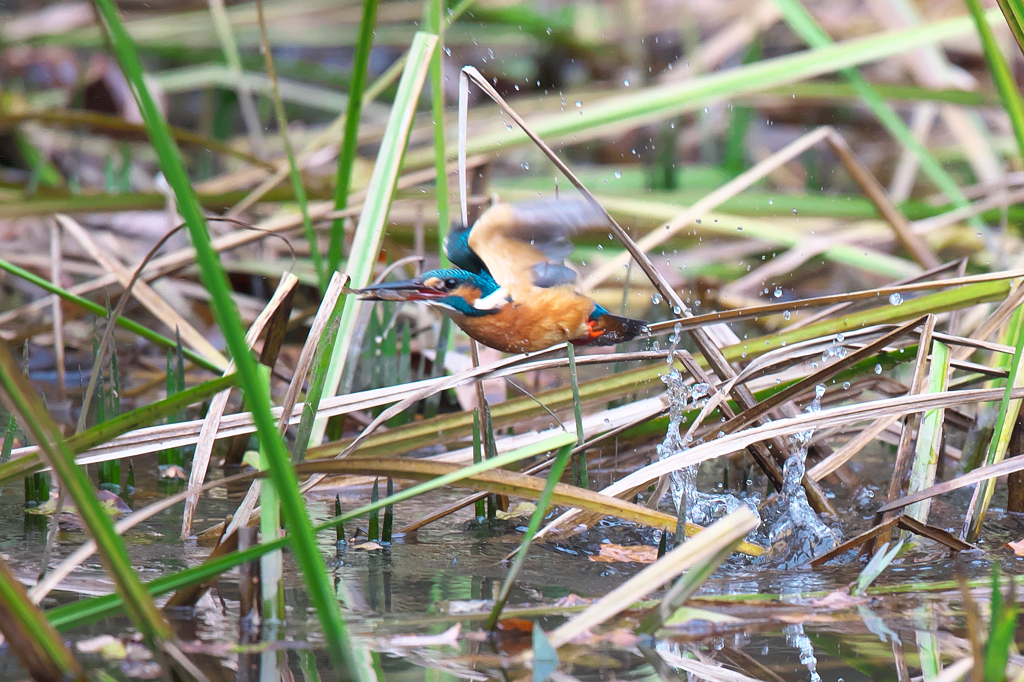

left=350, top=278, right=446, bottom=302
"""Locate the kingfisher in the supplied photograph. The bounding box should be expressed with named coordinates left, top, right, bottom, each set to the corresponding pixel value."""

left=352, top=199, right=647, bottom=354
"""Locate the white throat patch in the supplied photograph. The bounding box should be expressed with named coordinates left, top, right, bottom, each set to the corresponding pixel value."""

left=473, top=287, right=510, bottom=311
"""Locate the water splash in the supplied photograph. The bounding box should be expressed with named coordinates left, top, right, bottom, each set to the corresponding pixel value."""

left=784, top=623, right=822, bottom=682
left=821, top=333, right=848, bottom=362
left=756, top=385, right=841, bottom=568
left=656, top=325, right=761, bottom=533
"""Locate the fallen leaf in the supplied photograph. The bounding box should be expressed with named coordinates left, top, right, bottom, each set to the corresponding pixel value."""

left=555, top=594, right=592, bottom=607
left=809, top=590, right=869, bottom=609
left=76, top=634, right=127, bottom=660
left=496, top=501, right=537, bottom=519
left=1007, top=538, right=1024, bottom=556
left=494, top=617, right=533, bottom=655
left=589, top=544, right=658, bottom=564
left=496, top=617, right=533, bottom=633
left=352, top=542, right=383, bottom=551
left=158, top=464, right=188, bottom=481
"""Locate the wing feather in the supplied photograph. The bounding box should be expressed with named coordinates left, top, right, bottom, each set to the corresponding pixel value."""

left=467, top=199, right=606, bottom=298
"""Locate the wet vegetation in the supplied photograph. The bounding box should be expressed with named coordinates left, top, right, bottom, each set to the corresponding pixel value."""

left=3, top=0, right=1024, bottom=679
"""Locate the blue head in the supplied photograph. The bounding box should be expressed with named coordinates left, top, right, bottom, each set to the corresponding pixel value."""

left=354, top=268, right=504, bottom=317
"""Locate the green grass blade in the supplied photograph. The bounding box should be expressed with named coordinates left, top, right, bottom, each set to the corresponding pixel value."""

left=913, top=606, right=942, bottom=680
left=854, top=540, right=904, bottom=596
left=89, top=0, right=364, bottom=674
left=904, top=339, right=950, bottom=524
left=994, top=0, right=1024, bottom=57
left=426, top=0, right=451, bottom=265
left=1, top=412, right=15, bottom=464
left=292, top=299, right=346, bottom=463
left=473, top=408, right=485, bottom=520
left=329, top=0, right=379, bottom=274
left=309, top=31, right=439, bottom=448
left=0, top=257, right=220, bottom=373
left=0, top=556, right=84, bottom=682
left=369, top=477, right=380, bottom=541
left=963, top=303, right=1024, bottom=542
left=985, top=566, right=1019, bottom=682
left=567, top=343, right=588, bottom=488
left=966, top=0, right=1024, bottom=162
left=0, top=342, right=173, bottom=646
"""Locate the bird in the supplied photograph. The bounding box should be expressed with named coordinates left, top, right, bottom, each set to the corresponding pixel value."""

left=352, top=198, right=647, bottom=354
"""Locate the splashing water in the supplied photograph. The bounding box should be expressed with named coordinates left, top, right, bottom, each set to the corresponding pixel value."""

left=821, top=334, right=848, bottom=362
left=656, top=325, right=761, bottom=533
left=755, top=385, right=841, bottom=568
left=656, top=341, right=838, bottom=565
left=785, top=623, right=822, bottom=682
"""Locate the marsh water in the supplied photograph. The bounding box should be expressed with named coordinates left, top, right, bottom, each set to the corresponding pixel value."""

left=2, top=443, right=1023, bottom=682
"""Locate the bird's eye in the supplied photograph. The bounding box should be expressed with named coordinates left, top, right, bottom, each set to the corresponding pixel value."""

left=445, top=278, right=458, bottom=288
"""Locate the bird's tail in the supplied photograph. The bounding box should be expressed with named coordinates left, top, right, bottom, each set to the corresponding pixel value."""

left=576, top=312, right=647, bottom=346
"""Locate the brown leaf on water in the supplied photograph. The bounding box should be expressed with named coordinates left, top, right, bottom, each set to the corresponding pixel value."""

left=1007, top=538, right=1024, bottom=556
left=493, top=617, right=533, bottom=656
left=589, top=544, right=658, bottom=564
left=808, top=590, right=869, bottom=609
left=555, top=594, right=592, bottom=607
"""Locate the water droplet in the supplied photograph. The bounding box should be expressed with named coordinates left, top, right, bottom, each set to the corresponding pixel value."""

left=623, top=79, right=630, bottom=87
left=596, top=244, right=603, bottom=250
left=768, top=199, right=773, bottom=205
left=546, top=27, right=552, bottom=35
left=842, top=381, right=851, bottom=390
left=614, top=171, right=621, bottom=179
left=875, top=363, right=882, bottom=375
left=575, top=100, right=582, bottom=107
left=521, top=162, right=530, bottom=170
left=792, top=208, right=798, bottom=215
left=505, top=123, right=513, bottom=131
left=774, top=287, right=782, bottom=298
left=651, top=293, right=662, bottom=305
left=783, top=310, right=791, bottom=320
left=889, top=292, right=903, bottom=306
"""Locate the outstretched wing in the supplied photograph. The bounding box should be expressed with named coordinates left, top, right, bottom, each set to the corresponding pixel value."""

left=466, top=199, right=607, bottom=299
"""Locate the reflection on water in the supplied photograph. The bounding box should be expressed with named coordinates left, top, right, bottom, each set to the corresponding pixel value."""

left=1, top=450, right=1023, bottom=681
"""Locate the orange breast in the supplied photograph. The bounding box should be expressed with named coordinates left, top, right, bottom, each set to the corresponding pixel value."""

left=450, top=286, right=595, bottom=353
